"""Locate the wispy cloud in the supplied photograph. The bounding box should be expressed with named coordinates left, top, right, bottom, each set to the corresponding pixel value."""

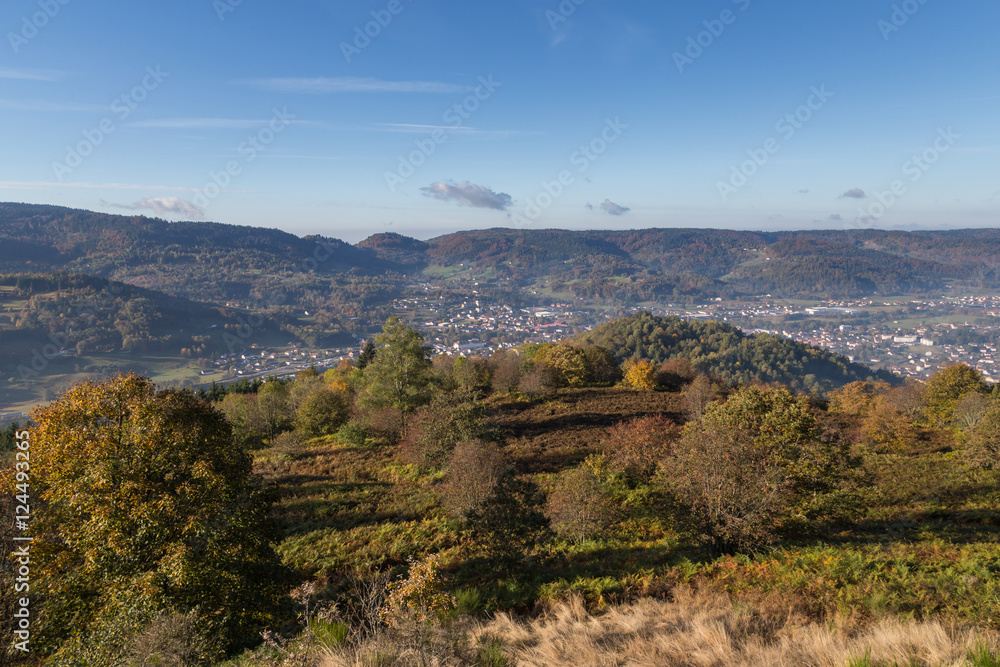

left=0, top=98, right=107, bottom=113
left=420, top=181, right=512, bottom=211
left=374, top=123, right=531, bottom=138
left=237, top=77, right=469, bottom=94
left=0, top=67, right=66, bottom=82
left=130, top=117, right=312, bottom=129
left=0, top=181, right=206, bottom=192
left=254, top=154, right=345, bottom=161
left=104, top=197, right=204, bottom=219
left=840, top=188, right=867, bottom=199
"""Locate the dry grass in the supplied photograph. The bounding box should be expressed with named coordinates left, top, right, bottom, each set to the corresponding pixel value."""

left=322, top=587, right=999, bottom=667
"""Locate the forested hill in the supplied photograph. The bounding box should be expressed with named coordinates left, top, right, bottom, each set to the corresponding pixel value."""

left=421, top=228, right=1000, bottom=296
left=573, top=313, right=898, bottom=393
left=3, top=203, right=1000, bottom=301
left=0, top=203, right=413, bottom=302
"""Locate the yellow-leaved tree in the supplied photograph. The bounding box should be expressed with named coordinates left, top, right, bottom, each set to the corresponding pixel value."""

left=28, top=373, right=289, bottom=664
left=623, top=358, right=656, bottom=391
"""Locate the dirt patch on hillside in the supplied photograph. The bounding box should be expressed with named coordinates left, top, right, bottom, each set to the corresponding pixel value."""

left=494, top=387, right=682, bottom=474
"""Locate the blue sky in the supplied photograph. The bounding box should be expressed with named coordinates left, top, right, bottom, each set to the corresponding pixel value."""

left=0, top=0, right=997, bottom=241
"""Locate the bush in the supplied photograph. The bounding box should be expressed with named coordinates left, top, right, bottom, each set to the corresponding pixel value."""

left=271, top=430, right=307, bottom=459
left=924, top=364, right=989, bottom=427
left=400, top=395, right=498, bottom=470
left=828, top=381, right=892, bottom=417
left=338, top=419, right=371, bottom=447
left=295, top=388, right=352, bottom=438
left=859, top=396, right=915, bottom=453
left=656, top=358, right=696, bottom=391
left=518, top=362, right=556, bottom=398
left=885, top=380, right=925, bottom=422
left=545, top=466, right=618, bottom=543
left=680, top=374, right=719, bottom=421
left=465, top=473, right=552, bottom=569
left=452, top=356, right=493, bottom=396
left=365, top=405, right=406, bottom=444
left=490, top=351, right=522, bottom=395
left=602, top=415, right=679, bottom=481
left=128, top=612, right=204, bottom=667
left=967, top=401, right=1000, bottom=469
left=659, top=386, right=852, bottom=553
left=582, top=346, right=621, bottom=386
left=439, top=440, right=508, bottom=519
left=533, top=343, right=591, bottom=387
left=954, top=392, right=993, bottom=431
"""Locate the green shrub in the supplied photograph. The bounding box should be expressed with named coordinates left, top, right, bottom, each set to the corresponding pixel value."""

left=338, top=419, right=371, bottom=447
left=400, top=395, right=499, bottom=470
left=312, top=620, right=351, bottom=650
left=545, top=466, right=619, bottom=543
left=271, top=430, right=307, bottom=460
left=659, top=386, right=853, bottom=553
left=295, top=387, right=351, bottom=437
left=475, top=636, right=510, bottom=667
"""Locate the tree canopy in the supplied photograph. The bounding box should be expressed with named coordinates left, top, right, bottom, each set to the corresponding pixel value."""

left=26, top=373, right=289, bottom=662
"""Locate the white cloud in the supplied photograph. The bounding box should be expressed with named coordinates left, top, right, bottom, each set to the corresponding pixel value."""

left=106, top=197, right=204, bottom=219
left=375, top=123, right=511, bottom=137
left=420, top=181, right=512, bottom=210
left=130, top=117, right=310, bottom=129
left=599, top=199, right=630, bottom=216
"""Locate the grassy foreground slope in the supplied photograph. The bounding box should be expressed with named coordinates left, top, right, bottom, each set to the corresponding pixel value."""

left=237, top=380, right=1000, bottom=666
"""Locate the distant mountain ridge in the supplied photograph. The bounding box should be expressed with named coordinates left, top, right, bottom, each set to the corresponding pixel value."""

left=2, top=203, right=1000, bottom=300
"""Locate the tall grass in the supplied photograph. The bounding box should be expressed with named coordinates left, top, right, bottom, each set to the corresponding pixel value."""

left=322, top=587, right=1000, bottom=667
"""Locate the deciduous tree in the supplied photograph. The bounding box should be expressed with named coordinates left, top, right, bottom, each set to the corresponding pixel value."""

left=924, top=364, right=989, bottom=427
left=27, top=373, right=289, bottom=662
